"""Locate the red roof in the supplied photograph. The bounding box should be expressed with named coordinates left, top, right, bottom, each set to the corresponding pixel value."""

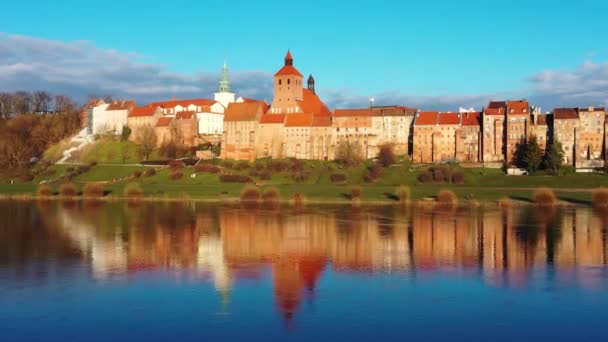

left=312, top=116, right=332, bottom=127
left=506, top=100, right=529, bottom=115
left=333, top=106, right=417, bottom=117
left=106, top=100, right=136, bottom=111
left=416, top=112, right=438, bottom=125
left=275, top=65, right=303, bottom=77
left=224, top=101, right=268, bottom=122
left=554, top=108, right=579, bottom=120
left=461, top=112, right=481, bottom=126
left=334, top=108, right=373, bottom=117
left=176, top=111, right=196, bottom=120
left=155, top=117, right=173, bottom=127
left=285, top=50, right=292, bottom=61
left=438, top=112, right=460, bottom=125
left=485, top=101, right=506, bottom=115
left=150, top=98, right=216, bottom=110
left=297, top=89, right=331, bottom=117
left=129, top=105, right=159, bottom=117
left=259, top=114, right=286, bottom=124
left=285, top=113, right=314, bottom=127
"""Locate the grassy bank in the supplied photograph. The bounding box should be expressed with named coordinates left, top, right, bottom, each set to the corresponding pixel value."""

left=1, top=159, right=606, bottom=205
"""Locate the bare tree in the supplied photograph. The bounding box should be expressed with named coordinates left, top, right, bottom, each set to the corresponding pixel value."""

left=136, top=124, right=157, bottom=161
left=32, top=91, right=51, bottom=113
left=0, top=93, right=12, bottom=118
left=13, top=91, right=32, bottom=114
left=53, top=95, right=71, bottom=113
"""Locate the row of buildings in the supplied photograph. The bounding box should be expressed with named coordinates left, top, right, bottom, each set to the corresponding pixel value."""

left=81, top=62, right=240, bottom=147
left=221, top=51, right=607, bottom=169
left=83, top=51, right=607, bottom=168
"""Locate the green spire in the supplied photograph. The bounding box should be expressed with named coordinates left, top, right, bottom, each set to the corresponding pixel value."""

left=219, top=60, right=231, bottom=93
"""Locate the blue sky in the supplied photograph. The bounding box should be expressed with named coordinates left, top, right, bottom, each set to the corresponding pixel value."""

left=1, top=0, right=607, bottom=109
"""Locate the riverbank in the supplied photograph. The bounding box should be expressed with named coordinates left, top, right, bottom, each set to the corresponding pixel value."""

left=2, top=161, right=607, bottom=206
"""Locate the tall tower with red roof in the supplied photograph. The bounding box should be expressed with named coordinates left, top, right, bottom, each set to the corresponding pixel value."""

left=271, top=50, right=304, bottom=114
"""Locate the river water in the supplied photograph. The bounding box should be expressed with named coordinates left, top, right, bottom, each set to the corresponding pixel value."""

left=1, top=201, right=607, bottom=341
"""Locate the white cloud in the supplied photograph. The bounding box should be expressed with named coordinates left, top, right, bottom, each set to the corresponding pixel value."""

left=0, top=33, right=273, bottom=104
left=1, top=33, right=607, bottom=111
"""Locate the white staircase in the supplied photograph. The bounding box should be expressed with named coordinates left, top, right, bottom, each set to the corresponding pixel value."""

left=56, top=128, right=95, bottom=164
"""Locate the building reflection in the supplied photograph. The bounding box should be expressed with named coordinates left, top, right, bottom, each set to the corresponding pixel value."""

left=5, top=202, right=607, bottom=325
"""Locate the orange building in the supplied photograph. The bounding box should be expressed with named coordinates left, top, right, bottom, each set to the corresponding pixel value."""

left=412, top=112, right=460, bottom=163
left=481, top=101, right=506, bottom=164
left=505, top=100, right=530, bottom=165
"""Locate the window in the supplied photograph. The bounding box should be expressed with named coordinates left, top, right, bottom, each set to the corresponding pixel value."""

left=279, top=79, right=282, bottom=85
left=288, top=79, right=291, bottom=85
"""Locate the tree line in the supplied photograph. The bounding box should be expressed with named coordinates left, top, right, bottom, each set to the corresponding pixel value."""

left=0, top=90, right=79, bottom=118
left=0, top=91, right=82, bottom=172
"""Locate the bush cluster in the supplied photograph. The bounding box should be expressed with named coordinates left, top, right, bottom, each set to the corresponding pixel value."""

left=59, top=181, right=78, bottom=197
left=418, top=166, right=465, bottom=184
left=330, top=172, right=347, bottom=183
left=83, top=183, right=104, bottom=197
left=124, top=182, right=144, bottom=198
left=194, top=164, right=221, bottom=173
left=169, top=171, right=183, bottom=180
left=143, top=168, right=156, bottom=177
left=534, top=188, right=556, bottom=206
left=132, top=171, right=142, bottom=178
left=592, top=188, right=608, bottom=209
left=37, top=184, right=53, bottom=197
left=363, top=163, right=383, bottom=183
left=220, top=174, right=253, bottom=183
left=240, top=186, right=261, bottom=202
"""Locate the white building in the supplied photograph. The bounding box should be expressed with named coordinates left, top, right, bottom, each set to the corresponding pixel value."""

left=88, top=100, right=135, bottom=136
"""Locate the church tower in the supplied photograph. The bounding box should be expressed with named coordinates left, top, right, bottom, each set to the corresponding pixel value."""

left=214, top=60, right=235, bottom=108
left=307, top=74, right=315, bottom=94
left=271, top=50, right=303, bottom=114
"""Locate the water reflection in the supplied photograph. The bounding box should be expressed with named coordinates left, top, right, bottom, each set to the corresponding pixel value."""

left=1, top=201, right=607, bottom=325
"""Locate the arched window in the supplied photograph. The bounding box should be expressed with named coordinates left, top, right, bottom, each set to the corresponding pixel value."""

left=279, top=79, right=282, bottom=85
left=287, top=79, right=291, bottom=85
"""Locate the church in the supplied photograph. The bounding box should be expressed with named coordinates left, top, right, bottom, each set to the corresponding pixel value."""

left=221, top=51, right=334, bottom=161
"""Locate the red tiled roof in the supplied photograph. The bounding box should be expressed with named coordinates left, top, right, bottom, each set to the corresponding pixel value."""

left=334, top=106, right=417, bottom=117
left=275, top=65, right=303, bottom=77
left=155, top=117, right=173, bottom=127
left=150, top=98, right=216, bottom=110
left=224, top=101, right=268, bottom=122
left=312, top=116, right=332, bottom=127
left=485, top=101, right=506, bottom=115
left=129, top=105, right=159, bottom=117
left=506, top=100, right=529, bottom=115
left=534, top=114, right=551, bottom=125
left=579, top=107, right=606, bottom=112
left=554, top=108, right=579, bottom=120
left=259, top=114, right=286, bottom=124
left=438, top=112, right=460, bottom=125
left=284, top=113, right=314, bottom=127
left=106, top=100, right=136, bottom=111
left=297, top=89, right=331, bottom=117
left=176, top=111, right=196, bottom=120
left=461, top=112, right=481, bottom=126
left=82, top=99, right=105, bottom=112
left=416, top=112, right=438, bottom=125
left=333, top=108, right=373, bottom=117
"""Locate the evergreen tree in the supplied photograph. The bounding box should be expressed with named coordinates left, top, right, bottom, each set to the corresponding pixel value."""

left=543, top=139, right=565, bottom=175
left=523, top=135, right=543, bottom=173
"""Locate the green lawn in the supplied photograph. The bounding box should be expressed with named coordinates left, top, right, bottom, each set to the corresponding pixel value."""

left=66, top=136, right=161, bottom=164
left=2, top=160, right=606, bottom=204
